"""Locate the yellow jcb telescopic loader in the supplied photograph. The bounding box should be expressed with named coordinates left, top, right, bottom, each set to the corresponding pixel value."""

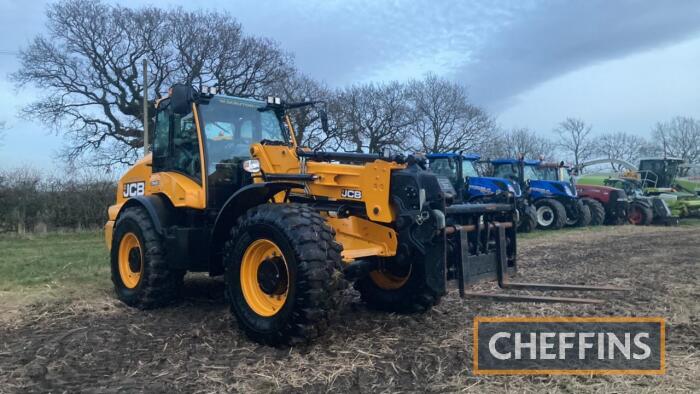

left=106, top=85, right=624, bottom=345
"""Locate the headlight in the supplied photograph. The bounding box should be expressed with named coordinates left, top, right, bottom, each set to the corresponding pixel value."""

left=243, top=159, right=261, bottom=173
left=507, top=184, right=515, bottom=193
left=566, top=184, right=575, bottom=196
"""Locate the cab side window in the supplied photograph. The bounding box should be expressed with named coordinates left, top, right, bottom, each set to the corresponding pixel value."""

left=171, top=112, right=201, bottom=180
left=153, top=109, right=170, bottom=160
left=151, top=101, right=202, bottom=181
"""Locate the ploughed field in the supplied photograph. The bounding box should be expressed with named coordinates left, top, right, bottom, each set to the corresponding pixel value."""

left=0, top=224, right=698, bottom=393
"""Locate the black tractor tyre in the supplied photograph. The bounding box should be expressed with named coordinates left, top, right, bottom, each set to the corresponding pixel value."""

left=572, top=201, right=592, bottom=227
left=517, top=205, right=537, bottom=233
left=223, top=203, right=344, bottom=346
left=354, top=257, right=442, bottom=314
left=110, top=207, right=185, bottom=309
left=628, top=203, right=654, bottom=226
left=582, top=198, right=606, bottom=226
left=534, top=199, right=567, bottom=230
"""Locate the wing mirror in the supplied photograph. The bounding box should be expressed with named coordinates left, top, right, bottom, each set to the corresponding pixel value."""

left=170, top=84, right=196, bottom=115
left=319, top=108, right=329, bottom=134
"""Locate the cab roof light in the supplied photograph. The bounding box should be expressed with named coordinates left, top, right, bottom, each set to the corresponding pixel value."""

left=266, top=96, right=282, bottom=105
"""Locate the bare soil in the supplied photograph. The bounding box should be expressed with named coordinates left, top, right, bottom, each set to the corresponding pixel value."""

left=1, top=225, right=698, bottom=393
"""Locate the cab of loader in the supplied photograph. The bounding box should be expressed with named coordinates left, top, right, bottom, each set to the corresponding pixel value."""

left=151, top=87, right=293, bottom=210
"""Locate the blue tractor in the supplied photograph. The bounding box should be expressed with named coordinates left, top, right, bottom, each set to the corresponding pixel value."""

left=490, top=158, right=591, bottom=230
left=426, top=153, right=537, bottom=232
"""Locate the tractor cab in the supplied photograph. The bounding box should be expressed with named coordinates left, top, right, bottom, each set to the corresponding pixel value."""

left=492, top=159, right=577, bottom=199
left=604, top=177, right=645, bottom=198
left=637, top=158, right=685, bottom=190
left=491, top=159, right=542, bottom=185
left=425, top=153, right=519, bottom=201
left=425, top=153, right=480, bottom=199
left=536, top=162, right=571, bottom=183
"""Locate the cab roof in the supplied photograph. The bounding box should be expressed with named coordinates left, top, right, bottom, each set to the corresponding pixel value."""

left=426, top=153, right=480, bottom=161
left=491, top=158, right=541, bottom=166
left=639, top=157, right=684, bottom=163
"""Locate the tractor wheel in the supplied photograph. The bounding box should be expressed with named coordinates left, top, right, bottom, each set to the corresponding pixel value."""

left=517, top=205, right=537, bottom=233
left=110, top=207, right=185, bottom=309
left=354, top=257, right=442, bottom=313
left=582, top=198, right=605, bottom=226
left=223, top=204, right=344, bottom=345
left=570, top=200, right=592, bottom=227
left=628, top=203, right=653, bottom=225
left=534, top=199, right=567, bottom=230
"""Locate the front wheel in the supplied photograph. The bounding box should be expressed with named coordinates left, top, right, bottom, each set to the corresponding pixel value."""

left=223, top=204, right=344, bottom=345
left=534, top=199, right=567, bottom=230
left=628, top=203, right=653, bottom=225
left=517, top=204, right=537, bottom=233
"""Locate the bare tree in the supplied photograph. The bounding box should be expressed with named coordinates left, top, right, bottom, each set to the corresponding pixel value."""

left=405, top=74, right=494, bottom=154
left=334, top=82, right=411, bottom=154
left=652, top=116, right=700, bottom=164
left=12, top=0, right=293, bottom=167
left=487, top=128, right=556, bottom=160
left=596, top=132, right=653, bottom=171
left=554, top=118, right=596, bottom=168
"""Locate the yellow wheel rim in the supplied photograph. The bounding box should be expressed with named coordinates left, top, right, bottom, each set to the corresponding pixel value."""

left=118, top=232, right=143, bottom=289
left=240, top=239, right=289, bottom=317
left=369, top=265, right=411, bottom=290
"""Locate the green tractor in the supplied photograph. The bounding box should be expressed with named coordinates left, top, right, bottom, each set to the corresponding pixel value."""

left=577, top=157, right=698, bottom=222
left=600, top=176, right=677, bottom=226
left=637, top=158, right=700, bottom=218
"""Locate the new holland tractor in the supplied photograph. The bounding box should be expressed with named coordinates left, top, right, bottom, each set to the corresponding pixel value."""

left=489, top=158, right=591, bottom=230
left=536, top=162, right=629, bottom=226
left=426, top=153, right=537, bottom=232
left=106, top=85, right=623, bottom=345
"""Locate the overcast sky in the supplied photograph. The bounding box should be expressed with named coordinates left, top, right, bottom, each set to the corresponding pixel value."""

left=1, top=0, right=699, bottom=169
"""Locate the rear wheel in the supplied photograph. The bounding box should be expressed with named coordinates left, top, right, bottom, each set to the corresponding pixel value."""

left=628, top=203, right=653, bottom=225
left=223, top=204, right=343, bottom=345
left=517, top=204, right=537, bottom=233
left=354, top=257, right=442, bottom=313
left=534, top=199, right=567, bottom=230
left=582, top=198, right=606, bottom=226
left=110, top=207, right=184, bottom=309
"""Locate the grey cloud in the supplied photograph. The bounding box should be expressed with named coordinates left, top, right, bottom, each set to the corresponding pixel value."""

left=459, top=0, right=700, bottom=109
left=225, top=0, right=526, bottom=85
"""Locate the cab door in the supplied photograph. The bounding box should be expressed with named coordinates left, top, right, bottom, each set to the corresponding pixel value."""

left=151, top=99, right=207, bottom=209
